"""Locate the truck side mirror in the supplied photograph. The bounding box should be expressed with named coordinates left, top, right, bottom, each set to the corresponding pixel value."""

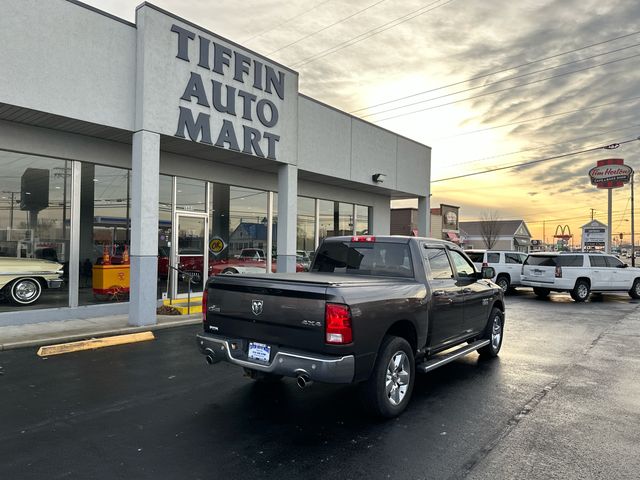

left=481, top=266, right=495, bottom=279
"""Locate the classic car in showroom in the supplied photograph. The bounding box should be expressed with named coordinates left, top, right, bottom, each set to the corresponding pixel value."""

left=0, top=257, right=64, bottom=305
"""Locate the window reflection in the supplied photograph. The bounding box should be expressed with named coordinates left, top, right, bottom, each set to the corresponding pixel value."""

left=0, top=152, right=70, bottom=310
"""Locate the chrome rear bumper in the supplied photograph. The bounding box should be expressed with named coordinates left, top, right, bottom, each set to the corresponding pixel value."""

left=197, top=333, right=355, bottom=384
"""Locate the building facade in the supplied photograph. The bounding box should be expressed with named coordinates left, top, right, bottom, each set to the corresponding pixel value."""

left=459, top=220, right=532, bottom=252
left=0, top=1, right=431, bottom=327
left=390, top=204, right=460, bottom=243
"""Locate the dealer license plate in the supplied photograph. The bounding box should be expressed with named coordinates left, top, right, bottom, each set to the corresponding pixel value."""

left=248, top=342, right=271, bottom=362
left=532, top=269, right=543, bottom=276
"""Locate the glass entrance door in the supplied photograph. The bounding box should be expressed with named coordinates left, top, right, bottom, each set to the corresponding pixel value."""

left=173, top=214, right=208, bottom=297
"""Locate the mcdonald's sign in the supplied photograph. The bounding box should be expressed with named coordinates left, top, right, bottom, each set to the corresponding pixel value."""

left=553, top=224, right=572, bottom=240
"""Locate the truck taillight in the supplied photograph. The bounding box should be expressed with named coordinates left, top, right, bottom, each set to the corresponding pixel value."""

left=325, top=303, right=352, bottom=344
left=555, top=265, right=562, bottom=278
left=202, top=288, right=208, bottom=323
left=351, top=235, right=375, bottom=243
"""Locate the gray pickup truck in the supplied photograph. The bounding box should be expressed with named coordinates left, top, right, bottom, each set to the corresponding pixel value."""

left=197, top=236, right=504, bottom=417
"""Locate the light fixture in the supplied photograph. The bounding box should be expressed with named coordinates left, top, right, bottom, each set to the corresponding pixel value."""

left=372, top=173, right=386, bottom=184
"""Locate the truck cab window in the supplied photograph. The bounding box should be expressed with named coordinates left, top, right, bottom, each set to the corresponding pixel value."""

left=424, top=248, right=454, bottom=279
left=449, top=250, right=476, bottom=278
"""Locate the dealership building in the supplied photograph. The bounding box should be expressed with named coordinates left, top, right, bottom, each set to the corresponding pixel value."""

left=0, top=0, right=431, bottom=327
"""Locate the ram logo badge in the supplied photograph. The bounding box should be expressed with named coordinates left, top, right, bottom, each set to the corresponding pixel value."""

left=251, top=299, right=264, bottom=316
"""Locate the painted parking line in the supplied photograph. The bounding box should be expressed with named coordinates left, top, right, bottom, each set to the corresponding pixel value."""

left=36, top=331, right=155, bottom=357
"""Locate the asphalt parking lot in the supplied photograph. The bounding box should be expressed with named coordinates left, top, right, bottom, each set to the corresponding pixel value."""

left=1, top=290, right=639, bottom=479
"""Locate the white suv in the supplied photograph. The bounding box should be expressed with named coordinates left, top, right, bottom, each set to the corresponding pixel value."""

left=464, top=250, right=527, bottom=292
left=521, top=252, right=640, bottom=302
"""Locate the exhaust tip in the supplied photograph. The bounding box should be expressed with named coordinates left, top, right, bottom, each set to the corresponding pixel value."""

left=296, top=374, right=312, bottom=389
left=204, top=348, right=217, bottom=365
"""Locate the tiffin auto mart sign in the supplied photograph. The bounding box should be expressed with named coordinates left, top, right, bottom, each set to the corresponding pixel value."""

left=588, top=159, right=633, bottom=189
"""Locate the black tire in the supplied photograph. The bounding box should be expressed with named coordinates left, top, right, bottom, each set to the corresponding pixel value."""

left=221, top=268, right=239, bottom=275
left=629, top=279, right=640, bottom=299
left=570, top=279, right=590, bottom=302
left=533, top=287, right=550, bottom=298
left=9, top=277, right=42, bottom=306
left=478, top=307, right=504, bottom=358
left=359, top=336, right=415, bottom=418
left=495, top=275, right=510, bottom=293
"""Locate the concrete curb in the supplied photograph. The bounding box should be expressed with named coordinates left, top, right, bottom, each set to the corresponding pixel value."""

left=0, top=316, right=201, bottom=352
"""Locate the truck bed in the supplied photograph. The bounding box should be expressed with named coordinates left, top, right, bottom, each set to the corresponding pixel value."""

left=204, top=272, right=419, bottom=355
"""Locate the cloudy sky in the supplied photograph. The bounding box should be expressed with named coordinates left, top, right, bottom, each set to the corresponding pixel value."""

left=85, top=0, right=640, bottom=244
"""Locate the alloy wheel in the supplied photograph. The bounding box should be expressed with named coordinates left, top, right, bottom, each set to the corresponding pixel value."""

left=385, top=351, right=410, bottom=406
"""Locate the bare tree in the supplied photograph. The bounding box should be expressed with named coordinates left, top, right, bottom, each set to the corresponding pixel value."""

left=480, top=210, right=501, bottom=249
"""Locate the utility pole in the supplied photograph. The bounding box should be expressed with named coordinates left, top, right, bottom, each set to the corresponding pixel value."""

left=590, top=208, right=596, bottom=221
left=1, top=191, right=20, bottom=241
left=632, top=171, right=635, bottom=267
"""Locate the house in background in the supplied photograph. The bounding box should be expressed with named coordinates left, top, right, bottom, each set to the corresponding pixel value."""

left=459, top=220, right=532, bottom=252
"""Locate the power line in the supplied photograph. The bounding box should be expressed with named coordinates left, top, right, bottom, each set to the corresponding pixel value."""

left=373, top=52, right=640, bottom=122
left=290, top=0, right=456, bottom=68
left=434, top=94, right=640, bottom=141
left=444, top=124, right=640, bottom=170
left=361, top=42, right=640, bottom=118
left=265, top=0, right=390, bottom=56
left=349, top=29, right=640, bottom=114
left=431, top=137, right=640, bottom=183
left=241, top=0, right=333, bottom=43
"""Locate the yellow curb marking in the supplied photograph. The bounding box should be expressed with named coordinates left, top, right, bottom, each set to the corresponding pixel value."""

left=36, top=331, right=155, bottom=357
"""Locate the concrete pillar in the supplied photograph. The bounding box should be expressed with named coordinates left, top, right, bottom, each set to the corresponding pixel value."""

left=276, top=164, right=297, bottom=272
left=373, top=199, right=391, bottom=235
left=129, top=130, right=160, bottom=326
left=418, top=195, right=430, bottom=237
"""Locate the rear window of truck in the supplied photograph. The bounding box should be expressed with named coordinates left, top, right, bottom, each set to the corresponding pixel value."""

left=312, top=241, right=414, bottom=278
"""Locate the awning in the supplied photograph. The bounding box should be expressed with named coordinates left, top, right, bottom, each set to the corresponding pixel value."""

left=514, top=237, right=530, bottom=245
left=446, top=231, right=460, bottom=242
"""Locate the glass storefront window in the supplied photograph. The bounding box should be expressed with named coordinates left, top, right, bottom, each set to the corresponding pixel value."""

left=355, top=205, right=371, bottom=235
left=318, top=199, right=334, bottom=243
left=209, top=184, right=270, bottom=275
left=176, top=177, right=206, bottom=212
left=79, top=164, right=131, bottom=305
left=158, top=175, right=172, bottom=299
left=297, top=197, right=315, bottom=253
left=0, top=152, right=70, bottom=311
left=229, top=187, right=268, bottom=259
left=337, top=202, right=353, bottom=236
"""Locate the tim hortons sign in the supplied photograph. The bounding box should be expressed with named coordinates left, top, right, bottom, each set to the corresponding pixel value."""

left=588, top=159, right=632, bottom=189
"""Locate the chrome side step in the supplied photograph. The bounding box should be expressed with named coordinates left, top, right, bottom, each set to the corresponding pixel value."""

left=416, top=339, right=490, bottom=373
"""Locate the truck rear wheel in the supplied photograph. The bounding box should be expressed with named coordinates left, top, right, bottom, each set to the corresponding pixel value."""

left=359, top=335, right=415, bottom=418
left=477, top=307, right=504, bottom=358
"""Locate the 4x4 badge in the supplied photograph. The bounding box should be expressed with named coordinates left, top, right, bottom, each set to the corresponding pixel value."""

left=251, top=299, right=264, bottom=316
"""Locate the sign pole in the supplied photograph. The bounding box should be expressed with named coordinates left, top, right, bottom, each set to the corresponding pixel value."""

left=607, top=188, right=612, bottom=253
left=632, top=171, right=636, bottom=267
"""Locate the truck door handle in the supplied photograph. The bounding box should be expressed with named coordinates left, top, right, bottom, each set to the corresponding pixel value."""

left=462, top=288, right=472, bottom=293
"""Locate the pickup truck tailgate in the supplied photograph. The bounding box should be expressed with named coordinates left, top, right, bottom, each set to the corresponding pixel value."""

left=204, top=273, right=331, bottom=352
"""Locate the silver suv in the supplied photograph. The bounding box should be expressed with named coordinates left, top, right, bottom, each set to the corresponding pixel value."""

left=521, top=252, right=640, bottom=302
left=464, top=250, right=527, bottom=292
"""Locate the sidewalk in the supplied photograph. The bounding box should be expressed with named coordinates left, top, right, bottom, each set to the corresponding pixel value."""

left=464, top=307, right=640, bottom=480
left=0, top=314, right=201, bottom=351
